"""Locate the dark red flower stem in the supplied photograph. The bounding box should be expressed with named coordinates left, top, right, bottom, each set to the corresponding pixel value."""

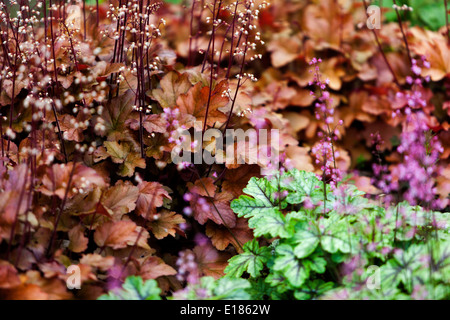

left=444, top=0, right=450, bottom=44
left=51, top=101, right=68, bottom=163
left=6, top=160, right=30, bottom=261
left=392, top=0, right=412, bottom=65
left=188, top=0, right=197, bottom=66
left=223, top=24, right=250, bottom=130
left=109, top=0, right=123, bottom=96
left=225, top=1, right=239, bottom=78
left=97, top=0, right=100, bottom=26
left=202, top=0, right=222, bottom=134
left=362, top=0, right=401, bottom=88
left=83, top=0, right=87, bottom=40
left=201, top=0, right=222, bottom=73
left=7, top=51, right=17, bottom=153
left=119, top=182, right=158, bottom=279
left=62, top=23, right=80, bottom=72
left=46, top=159, right=78, bottom=258
left=15, top=170, right=35, bottom=267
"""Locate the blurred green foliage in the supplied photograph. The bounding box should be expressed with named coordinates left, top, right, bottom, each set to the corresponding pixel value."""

left=380, top=0, right=448, bottom=30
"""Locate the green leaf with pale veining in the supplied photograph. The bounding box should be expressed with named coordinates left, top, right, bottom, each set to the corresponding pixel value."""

left=225, top=240, right=271, bottom=278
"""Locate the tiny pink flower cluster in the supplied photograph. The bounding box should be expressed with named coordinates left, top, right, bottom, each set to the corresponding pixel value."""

left=395, top=57, right=444, bottom=209
left=162, top=107, right=193, bottom=170
left=176, top=250, right=199, bottom=284
left=373, top=56, right=446, bottom=209
left=309, top=58, right=342, bottom=189
left=393, top=56, right=430, bottom=118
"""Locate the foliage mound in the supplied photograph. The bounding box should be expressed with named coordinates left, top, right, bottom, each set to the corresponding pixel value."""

left=101, top=169, right=450, bottom=300
left=0, top=0, right=449, bottom=300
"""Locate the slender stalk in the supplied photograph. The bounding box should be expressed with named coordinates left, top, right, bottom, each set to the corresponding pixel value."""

left=335, top=0, right=343, bottom=49
left=89, top=191, right=104, bottom=237
left=225, top=1, right=239, bottom=78
left=222, top=1, right=252, bottom=131
left=46, top=160, right=78, bottom=257
left=0, top=110, right=4, bottom=158
left=97, top=0, right=100, bottom=26
left=139, top=0, right=146, bottom=158
left=62, top=23, right=80, bottom=72
left=62, top=0, right=66, bottom=21
left=393, top=199, right=399, bottom=243
left=201, top=0, right=222, bottom=73
left=15, top=169, right=35, bottom=267
left=188, top=0, right=196, bottom=66
left=49, top=0, right=60, bottom=92
left=445, top=0, right=450, bottom=44
left=7, top=51, right=17, bottom=153
left=83, top=0, right=87, bottom=40
left=362, top=0, right=401, bottom=88
left=216, top=19, right=233, bottom=76
left=108, top=0, right=122, bottom=92
left=43, top=0, right=48, bottom=71
left=222, top=40, right=247, bottom=131
left=119, top=180, right=158, bottom=278
left=6, top=161, right=30, bottom=261
left=392, top=0, right=412, bottom=65
left=51, top=100, right=68, bottom=162
left=192, top=0, right=206, bottom=62
left=202, top=0, right=221, bottom=134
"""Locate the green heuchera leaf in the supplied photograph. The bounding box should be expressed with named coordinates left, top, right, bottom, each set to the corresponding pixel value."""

left=263, top=272, right=293, bottom=299
left=292, top=217, right=353, bottom=257
left=304, top=254, right=327, bottom=274
left=379, top=202, right=449, bottom=242
left=291, top=223, right=320, bottom=259
left=231, top=176, right=291, bottom=238
left=98, top=276, right=161, bottom=300
left=320, top=220, right=353, bottom=254
left=249, top=277, right=295, bottom=300
left=294, top=279, right=334, bottom=300
left=322, top=286, right=407, bottom=300
left=280, top=169, right=323, bottom=205
left=225, top=239, right=271, bottom=278
left=273, top=244, right=309, bottom=288
left=212, top=278, right=252, bottom=300
left=335, top=184, right=368, bottom=212
left=431, top=240, right=450, bottom=283
left=248, top=210, right=291, bottom=239
left=265, top=272, right=288, bottom=289
left=231, top=176, right=285, bottom=216
left=174, top=277, right=252, bottom=300
left=381, top=240, right=450, bottom=290
left=380, top=244, right=426, bottom=293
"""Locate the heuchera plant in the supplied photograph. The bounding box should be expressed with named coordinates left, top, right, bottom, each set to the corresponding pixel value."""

left=101, top=169, right=449, bottom=300
left=0, top=0, right=449, bottom=301
left=226, top=169, right=449, bottom=300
